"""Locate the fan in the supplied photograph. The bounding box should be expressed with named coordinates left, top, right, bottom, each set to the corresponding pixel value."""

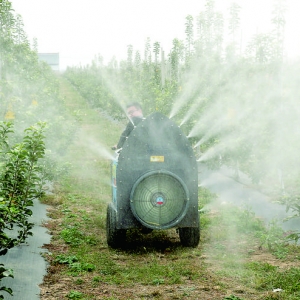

left=130, top=170, right=189, bottom=230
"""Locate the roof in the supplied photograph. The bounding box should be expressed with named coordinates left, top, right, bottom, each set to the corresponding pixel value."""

left=38, top=53, right=59, bottom=65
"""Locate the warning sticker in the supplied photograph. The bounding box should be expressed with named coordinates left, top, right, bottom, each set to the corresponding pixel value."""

left=150, top=156, right=164, bottom=162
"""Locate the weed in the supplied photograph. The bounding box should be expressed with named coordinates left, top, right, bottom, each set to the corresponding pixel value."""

left=257, top=267, right=300, bottom=295
left=75, top=278, right=84, bottom=285
left=92, top=276, right=101, bottom=283
left=152, top=278, right=165, bottom=285
left=55, top=254, right=79, bottom=264
left=245, top=262, right=278, bottom=273
left=82, top=215, right=91, bottom=222
left=198, top=187, right=218, bottom=209
left=236, top=206, right=265, bottom=233
left=67, top=290, right=84, bottom=299
left=85, top=236, right=97, bottom=245
left=223, top=296, right=244, bottom=300
left=258, top=219, right=288, bottom=258
left=214, top=243, right=226, bottom=251
left=60, top=227, right=85, bottom=247
left=285, top=231, right=300, bottom=244
left=68, top=262, right=96, bottom=274
left=66, top=213, right=77, bottom=219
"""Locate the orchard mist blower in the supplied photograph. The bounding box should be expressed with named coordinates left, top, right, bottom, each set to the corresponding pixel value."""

left=106, top=112, right=200, bottom=248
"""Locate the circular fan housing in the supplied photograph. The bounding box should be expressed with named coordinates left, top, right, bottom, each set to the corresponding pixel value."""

left=130, top=170, right=189, bottom=230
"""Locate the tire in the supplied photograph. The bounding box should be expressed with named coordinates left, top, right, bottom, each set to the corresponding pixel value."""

left=178, top=226, right=200, bottom=248
left=106, top=203, right=126, bottom=248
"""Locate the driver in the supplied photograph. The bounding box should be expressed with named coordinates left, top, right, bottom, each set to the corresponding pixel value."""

left=112, top=102, right=144, bottom=150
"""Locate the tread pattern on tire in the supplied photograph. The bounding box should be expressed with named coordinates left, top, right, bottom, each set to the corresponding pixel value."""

left=106, top=203, right=126, bottom=248
left=178, top=226, right=200, bottom=248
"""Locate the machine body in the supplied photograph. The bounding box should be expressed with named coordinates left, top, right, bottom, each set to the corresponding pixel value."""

left=107, top=112, right=200, bottom=247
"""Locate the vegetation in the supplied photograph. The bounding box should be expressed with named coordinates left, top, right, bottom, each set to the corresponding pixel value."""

left=1, top=0, right=300, bottom=299
left=63, top=0, right=300, bottom=236
left=0, top=0, right=77, bottom=296
left=36, top=77, right=300, bottom=300
left=0, top=121, right=46, bottom=297
left=63, top=0, right=297, bottom=192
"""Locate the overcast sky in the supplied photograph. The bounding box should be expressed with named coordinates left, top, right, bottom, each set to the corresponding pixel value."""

left=10, top=0, right=300, bottom=70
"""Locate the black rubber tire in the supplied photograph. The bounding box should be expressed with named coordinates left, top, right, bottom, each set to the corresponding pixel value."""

left=178, top=226, right=200, bottom=248
left=106, top=203, right=126, bottom=248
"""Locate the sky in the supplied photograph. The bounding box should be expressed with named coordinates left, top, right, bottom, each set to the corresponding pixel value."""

left=10, top=0, right=300, bottom=70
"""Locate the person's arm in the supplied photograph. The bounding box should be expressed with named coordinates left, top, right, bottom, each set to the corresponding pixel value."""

left=116, top=121, right=134, bottom=149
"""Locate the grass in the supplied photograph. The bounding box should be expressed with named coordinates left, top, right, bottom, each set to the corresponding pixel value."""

left=39, top=76, right=300, bottom=300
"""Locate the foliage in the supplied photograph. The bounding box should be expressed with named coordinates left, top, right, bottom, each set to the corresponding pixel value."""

left=40, top=58, right=300, bottom=300
left=55, top=254, right=79, bottom=265
left=223, top=295, right=244, bottom=300
left=0, top=1, right=78, bottom=296
left=258, top=219, right=289, bottom=259
left=2, top=0, right=300, bottom=298
left=0, top=264, right=13, bottom=299
left=272, top=191, right=300, bottom=243
left=198, top=186, right=218, bottom=209
left=256, top=267, right=300, bottom=295
left=0, top=121, right=46, bottom=296
left=1, top=0, right=78, bottom=179
left=67, top=290, right=84, bottom=299
left=62, top=0, right=299, bottom=199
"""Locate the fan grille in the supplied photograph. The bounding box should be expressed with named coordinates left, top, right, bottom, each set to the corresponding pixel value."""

left=130, top=171, right=189, bottom=229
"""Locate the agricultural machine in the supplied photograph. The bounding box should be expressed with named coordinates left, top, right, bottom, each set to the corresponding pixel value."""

left=106, top=112, right=200, bottom=248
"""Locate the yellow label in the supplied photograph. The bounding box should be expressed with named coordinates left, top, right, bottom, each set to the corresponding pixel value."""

left=150, top=156, right=164, bottom=162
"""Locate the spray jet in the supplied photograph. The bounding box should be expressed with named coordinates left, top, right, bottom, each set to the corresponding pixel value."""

left=179, top=96, right=205, bottom=127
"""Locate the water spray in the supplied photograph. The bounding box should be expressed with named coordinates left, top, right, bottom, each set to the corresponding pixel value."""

left=84, top=136, right=115, bottom=161
left=179, top=96, right=205, bottom=127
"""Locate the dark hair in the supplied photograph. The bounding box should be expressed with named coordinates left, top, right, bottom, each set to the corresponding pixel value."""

left=126, top=102, right=142, bottom=110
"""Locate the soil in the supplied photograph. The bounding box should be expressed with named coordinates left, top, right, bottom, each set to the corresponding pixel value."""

left=38, top=206, right=300, bottom=300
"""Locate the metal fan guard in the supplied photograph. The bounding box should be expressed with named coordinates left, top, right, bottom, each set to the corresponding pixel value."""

left=130, top=170, right=189, bottom=230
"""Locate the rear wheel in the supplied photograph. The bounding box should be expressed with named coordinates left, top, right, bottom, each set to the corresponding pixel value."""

left=178, top=226, right=200, bottom=248
left=106, top=203, right=126, bottom=248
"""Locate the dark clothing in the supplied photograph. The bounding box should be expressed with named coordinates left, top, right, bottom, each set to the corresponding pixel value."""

left=117, top=116, right=143, bottom=149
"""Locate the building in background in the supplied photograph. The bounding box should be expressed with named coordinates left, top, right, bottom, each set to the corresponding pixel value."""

left=38, top=53, right=60, bottom=71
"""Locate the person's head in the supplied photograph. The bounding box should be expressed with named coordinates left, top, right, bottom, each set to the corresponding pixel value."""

left=126, top=102, right=143, bottom=118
